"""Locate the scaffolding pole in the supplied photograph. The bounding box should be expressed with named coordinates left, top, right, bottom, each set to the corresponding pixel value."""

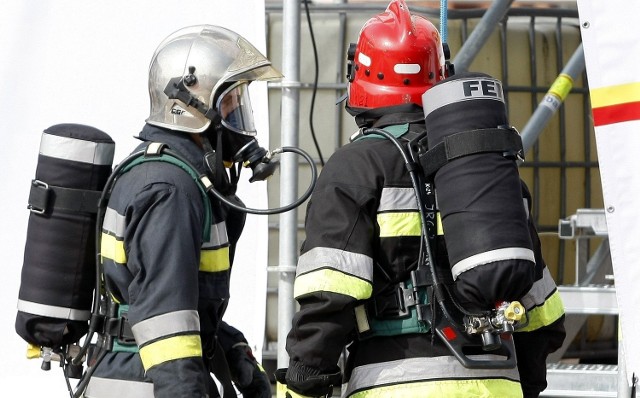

left=452, top=0, right=514, bottom=73
left=520, top=44, right=585, bottom=153
left=277, top=0, right=301, bottom=369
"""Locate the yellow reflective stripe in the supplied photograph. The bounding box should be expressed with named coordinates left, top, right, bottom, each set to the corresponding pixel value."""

left=276, top=382, right=312, bottom=398
left=101, top=233, right=127, bottom=264
left=348, top=378, right=522, bottom=398
left=518, top=290, right=565, bottom=332
left=200, top=246, right=230, bottom=272
left=138, top=334, right=202, bottom=370
left=377, top=212, right=421, bottom=237
left=436, top=212, right=443, bottom=235
left=294, top=269, right=372, bottom=300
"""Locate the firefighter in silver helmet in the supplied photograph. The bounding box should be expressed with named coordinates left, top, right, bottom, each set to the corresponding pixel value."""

left=275, top=1, right=565, bottom=397
left=83, top=25, right=280, bottom=398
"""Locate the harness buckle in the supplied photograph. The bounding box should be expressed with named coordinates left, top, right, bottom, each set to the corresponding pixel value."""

left=28, top=179, right=50, bottom=214
left=105, top=312, right=136, bottom=346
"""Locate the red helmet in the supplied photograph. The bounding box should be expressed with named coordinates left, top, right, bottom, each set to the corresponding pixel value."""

left=347, top=0, right=446, bottom=109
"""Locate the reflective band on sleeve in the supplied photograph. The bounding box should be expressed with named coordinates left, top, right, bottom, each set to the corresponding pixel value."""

left=297, top=247, right=373, bottom=282
left=200, top=246, right=230, bottom=272
left=17, top=299, right=91, bottom=321
left=102, top=207, right=126, bottom=237
left=519, top=267, right=557, bottom=310
left=85, top=376, right=154, bottom=398
left=139, top=334, right=202, bottom=370
left=101, top=233, right=127, bottom=264
left=294, top=269, right=372, bottom=300
left=451, top=247, right=535, bottom=279
left=132, top=310, right=200, bottom=346
left=377, top=212, right=422, bottom=237
left=40, top=132, right=115, bottom=165
left=344, top=356, right=520, bottom=398
left=202, top=221, right=229, bottom=249
left=379, top=187, right=418, bottom=211
left=518, top=290, right=565, bottom=332
left=354, top=305, right=371, bottom=333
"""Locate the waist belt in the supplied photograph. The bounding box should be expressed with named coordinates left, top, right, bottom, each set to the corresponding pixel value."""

left=355, top=269, right=433, bottom=339
left=105, top=304, right=139, bottom=353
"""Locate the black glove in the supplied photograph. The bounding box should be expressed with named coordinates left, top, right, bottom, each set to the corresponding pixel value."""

left=274, top=363, right=341, bottom=398
left=226, top=342, right=271, bottom=398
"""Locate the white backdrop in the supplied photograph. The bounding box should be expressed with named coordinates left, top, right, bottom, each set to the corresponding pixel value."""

left=577, top=0, right=640, bottom=387
left=0, top=1, right=270, bottom=394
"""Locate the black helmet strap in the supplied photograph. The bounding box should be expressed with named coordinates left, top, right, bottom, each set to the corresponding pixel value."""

left=164, top=77, right=219, bottom=121
left=203, top=128, right=238, bottom=196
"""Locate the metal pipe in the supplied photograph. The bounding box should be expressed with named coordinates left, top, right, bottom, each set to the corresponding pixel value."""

left=277, top=0, right=301, bottom=369
left=520, top=44, right=585, bottom=153
left=452, top=0, right=515, bottom=73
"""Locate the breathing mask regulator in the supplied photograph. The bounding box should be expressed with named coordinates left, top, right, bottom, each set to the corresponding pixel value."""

left=164, top=75, right=317, bottom=215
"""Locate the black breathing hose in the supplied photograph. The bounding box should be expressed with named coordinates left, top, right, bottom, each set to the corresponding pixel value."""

left=206, top=146, right=318, bottom=215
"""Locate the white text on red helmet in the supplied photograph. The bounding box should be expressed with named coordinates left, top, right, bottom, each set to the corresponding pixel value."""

left=394, top=64, right=421, bottom=74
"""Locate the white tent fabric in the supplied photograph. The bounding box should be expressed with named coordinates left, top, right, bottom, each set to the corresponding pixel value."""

left=0, top=1, right=268, bottom=395
left=577, top=0, right=640, bottom=386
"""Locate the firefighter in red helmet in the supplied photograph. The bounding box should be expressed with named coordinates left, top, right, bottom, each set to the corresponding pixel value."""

left=276, top=1, right=565, bottom=397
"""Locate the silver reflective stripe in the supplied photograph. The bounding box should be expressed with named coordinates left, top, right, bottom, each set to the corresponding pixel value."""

left=523, top=197, right=530, bottom=219
left=379, top=187, right=418, bottom=212
left=202, top=221, right=229, bottom=249
left=132, top=310, right=200, bottom=346
left=102, top=207, right=126, bottom=237
left=40, top=132, right=115, bottom=165
left=297, top=247, right=373, bottom=282
left=17, top=299, right=90, bottom=321
left=422, top=77, right=505, bottom=117
left=344, top=355, right=520, bottom=397
left=520, top=266, right=557, bottom=310
left=451, top=247, right=535, bottom=280
left=84, top=376, right=154, bottom=398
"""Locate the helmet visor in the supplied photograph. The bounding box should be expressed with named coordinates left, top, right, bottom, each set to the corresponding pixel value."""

left=217, top=82, right=256, bottom=135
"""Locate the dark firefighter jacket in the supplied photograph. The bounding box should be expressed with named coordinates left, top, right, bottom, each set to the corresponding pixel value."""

left=285, top=113, right=566, bottom=398
left=85, top=124, right=236, bottom=398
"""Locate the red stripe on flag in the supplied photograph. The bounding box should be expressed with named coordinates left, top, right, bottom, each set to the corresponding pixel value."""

left=593, top=101, right=640, bottom=126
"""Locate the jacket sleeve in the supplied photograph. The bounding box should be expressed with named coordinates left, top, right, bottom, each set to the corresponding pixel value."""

left=125, top=177, right=209, bottom=398
left=514, top=180, right=566, bottom=397
left=285, top=149, right=379, bottom=394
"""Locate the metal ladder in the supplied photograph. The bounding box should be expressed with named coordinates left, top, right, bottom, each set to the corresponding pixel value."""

left=542, top=209, right=620, bottom=397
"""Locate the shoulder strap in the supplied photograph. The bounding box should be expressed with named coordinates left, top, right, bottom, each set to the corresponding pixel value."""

left=118, top=142, right=212, bottom=242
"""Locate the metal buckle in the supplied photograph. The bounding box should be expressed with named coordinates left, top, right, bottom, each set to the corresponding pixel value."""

left=28, top=179, right=49, bottom=214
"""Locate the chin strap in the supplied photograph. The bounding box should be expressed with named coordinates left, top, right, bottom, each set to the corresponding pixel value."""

left=203, top=129, right=239, bottom=196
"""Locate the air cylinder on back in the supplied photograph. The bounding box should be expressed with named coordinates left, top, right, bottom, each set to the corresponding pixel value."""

left=422, top=72, right=535, bottom=311
left=16, top=124, right=115, bottom=348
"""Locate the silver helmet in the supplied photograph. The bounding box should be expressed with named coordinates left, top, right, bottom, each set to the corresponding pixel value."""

left=146, top=25, right=282, bottom=134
